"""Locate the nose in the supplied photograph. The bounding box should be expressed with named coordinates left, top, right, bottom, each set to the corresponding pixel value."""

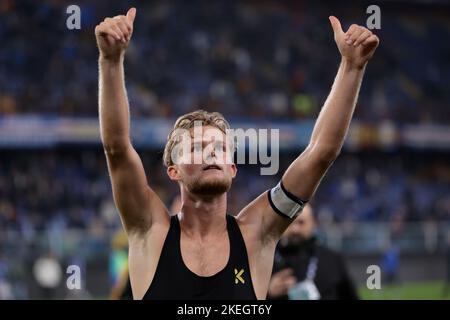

left=211, top=149, right=216, bottom=157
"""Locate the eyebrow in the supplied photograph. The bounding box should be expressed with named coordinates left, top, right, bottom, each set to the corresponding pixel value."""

left=191, top=138, right=225, bottom=144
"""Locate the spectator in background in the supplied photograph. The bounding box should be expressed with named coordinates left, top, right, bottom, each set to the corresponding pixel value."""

left=109, top=230, right=128, bottom=289
left=108, top=230, right=132, bottom=300
left=381, top=245, right=400, bottom=284
left=109, top=264, right=132, bottom=300
left=1, top=1, right=449, bottom=125
left=268, top=204, right=358, bottom=300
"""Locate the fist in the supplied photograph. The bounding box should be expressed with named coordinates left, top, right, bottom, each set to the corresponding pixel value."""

left=95, top=7, right=136, bottom=61
left=329, top=16, right=379, bottom=69
left=268, top=268, right=297, bottom=298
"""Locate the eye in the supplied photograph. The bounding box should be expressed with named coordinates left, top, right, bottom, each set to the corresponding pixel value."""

left=214, top=142, right=226, bottom=153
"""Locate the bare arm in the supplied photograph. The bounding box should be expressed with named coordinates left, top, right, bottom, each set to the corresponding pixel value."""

left=96, top=8, right=168, bottom=235
left=238, top=16, right=380, bottom=242
left=281, top=58, right=365, bottom=208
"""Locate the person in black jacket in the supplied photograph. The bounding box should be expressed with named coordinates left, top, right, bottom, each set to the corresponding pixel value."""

left=268, top=204, right=358, bottom=300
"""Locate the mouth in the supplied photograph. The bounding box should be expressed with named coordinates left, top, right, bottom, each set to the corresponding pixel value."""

left=202, top=164, right=223, bottom=171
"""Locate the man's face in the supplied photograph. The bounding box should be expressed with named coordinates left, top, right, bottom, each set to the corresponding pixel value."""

left=283, top=205, right=316, bottom=245
left=167, top=125, right=237, bottom=196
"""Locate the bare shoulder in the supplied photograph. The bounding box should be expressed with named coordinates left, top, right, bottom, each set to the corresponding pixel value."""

left=235, top=192, right=280, bottom=255
left=128, top=215, right=171, bottom=248
left=236, top=192, right=269, bottom=228
left=235, top=194, right=266, bottom=241
left=236, top=191, right=288, bottom=246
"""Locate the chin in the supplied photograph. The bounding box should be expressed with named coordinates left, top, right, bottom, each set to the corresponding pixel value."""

left=188, top=176, right=231, bottom=196
left=288, top=235, right=305, bottom=246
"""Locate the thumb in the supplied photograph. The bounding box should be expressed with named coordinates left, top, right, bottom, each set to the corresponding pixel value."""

left=329, top=16, right=343, bottom=36
left=126, top=7, right=136, bottom=24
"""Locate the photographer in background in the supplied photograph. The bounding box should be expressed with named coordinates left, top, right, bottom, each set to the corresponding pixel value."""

left=268, top=204, right=358, bottom=300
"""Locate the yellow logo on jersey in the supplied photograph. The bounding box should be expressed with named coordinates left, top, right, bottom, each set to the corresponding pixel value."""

left=234, top=268, right=245, bottom=284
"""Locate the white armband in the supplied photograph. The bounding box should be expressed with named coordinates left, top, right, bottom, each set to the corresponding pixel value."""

left=267, top=181, right=308, bottom=219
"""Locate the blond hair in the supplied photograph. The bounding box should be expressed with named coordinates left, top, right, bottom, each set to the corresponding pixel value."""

left=163, top=110, right=233, bottom=167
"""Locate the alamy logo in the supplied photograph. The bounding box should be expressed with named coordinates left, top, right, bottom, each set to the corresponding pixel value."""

left=66, top=265, right=81, bottom=290
left=366, top=265, right=381, bottom=290
left=66, top=5, right=81, bottom=30
left=170, top=121, right=280, bottom=175
left=366, top=5, right=381, bottom=30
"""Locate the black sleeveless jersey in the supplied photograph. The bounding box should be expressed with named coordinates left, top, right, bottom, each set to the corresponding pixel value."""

left=143, top=214, right=257, bottom=300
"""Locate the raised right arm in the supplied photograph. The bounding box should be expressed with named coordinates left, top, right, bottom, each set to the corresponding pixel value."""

left=96, top=8, right=169, bottom=235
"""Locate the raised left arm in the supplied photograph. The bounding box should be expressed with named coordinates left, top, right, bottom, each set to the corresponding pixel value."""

left=238, top=16, right=379, bottom=242
left=282, top=17, right=380, bottom=207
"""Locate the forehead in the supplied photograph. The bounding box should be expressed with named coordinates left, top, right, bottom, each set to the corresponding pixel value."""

left=189, top=126, right=227, bottom=142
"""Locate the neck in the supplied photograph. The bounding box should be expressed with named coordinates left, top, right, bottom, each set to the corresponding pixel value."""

left=178, top=189, right=228, bottom=238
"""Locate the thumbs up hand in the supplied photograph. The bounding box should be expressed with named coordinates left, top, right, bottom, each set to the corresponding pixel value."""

left=329, top=16, right=379, bottom=69
left=95, top=8, right=137, bottom=61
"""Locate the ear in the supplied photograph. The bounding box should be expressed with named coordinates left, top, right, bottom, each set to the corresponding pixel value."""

left=167, top=165, right=181, bottom=181
left=230, top=163, right=237, bottom=178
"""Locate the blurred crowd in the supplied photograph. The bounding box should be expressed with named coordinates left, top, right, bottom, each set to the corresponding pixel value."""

left=1, top=0, right=450, bottom=300
left=0, top=149, right=449, bottom=234
left=0, top=0, right=449, bottom=123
